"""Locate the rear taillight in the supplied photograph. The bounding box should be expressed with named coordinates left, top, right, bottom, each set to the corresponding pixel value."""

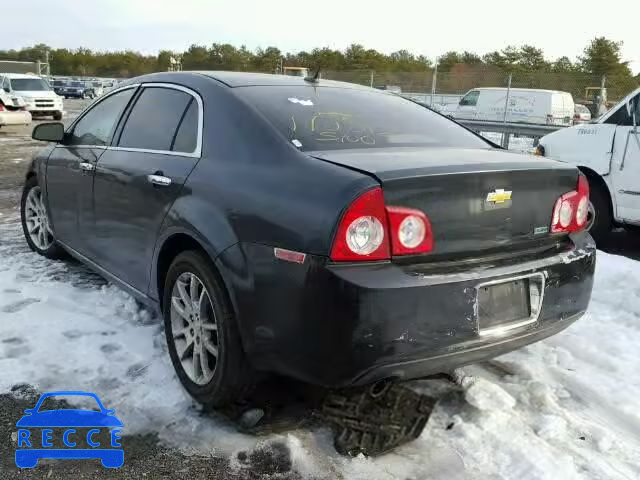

left=551, top=175, right=589, bottom=233
left=330, top=187, right=434, bottom=262
left=386, top=206, right=433, bottom=255
left=330, top=187, right=390, bottom=261
left=0, top=103, right=4, bottom=111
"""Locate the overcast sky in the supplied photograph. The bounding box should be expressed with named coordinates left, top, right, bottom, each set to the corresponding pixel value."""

left=5, top=0, right=640, bottom=74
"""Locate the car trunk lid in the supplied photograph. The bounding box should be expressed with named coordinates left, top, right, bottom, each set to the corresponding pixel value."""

left=311, top=147, right=579, bottom=259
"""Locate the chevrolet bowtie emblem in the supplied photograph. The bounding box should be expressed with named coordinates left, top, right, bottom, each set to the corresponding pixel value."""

left=486, top=189, right=512, bottom=204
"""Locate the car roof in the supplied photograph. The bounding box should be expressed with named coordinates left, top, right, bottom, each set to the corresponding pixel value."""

left=194, top=71, right=371, bottom=90
left=472, top=87, right=570, bottom=95
left=2, top=73, right=43, bottom=79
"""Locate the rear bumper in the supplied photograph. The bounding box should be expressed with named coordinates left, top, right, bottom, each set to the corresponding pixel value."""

left=227, top=232, right=595, bottom=387
left=0, top=110, right=31, bottom=126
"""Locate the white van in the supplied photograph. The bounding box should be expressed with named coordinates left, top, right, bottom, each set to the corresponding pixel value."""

left=0, top=73, right=63, bottom=120
left=538, top=87, right=640, bottom=240
left=444, top=88, right=575, bottom=126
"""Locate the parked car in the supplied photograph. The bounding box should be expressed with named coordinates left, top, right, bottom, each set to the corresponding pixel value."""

left=537, top=87, right=640, bottom=240
left=0, top=89, right=31, bottom=127
left=90, top=81, right=105, bottom=97
left=23, top=72, right=595, bottom=408
left=51, top=79, right=68, bottom=96
left=443, top=88, right=575, bottom=126
left=573, top=104, right=592, bottom=124
left=1, top=73, right=63, bottom=120
left=61, top=81, right=96, bottom=99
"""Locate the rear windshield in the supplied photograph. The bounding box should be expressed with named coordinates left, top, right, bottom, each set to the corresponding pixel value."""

left=238, top=86, right=489, bottom=152
left=10, top=78, right=50, bottom=91
left=70, top=81, right=84, bottom=87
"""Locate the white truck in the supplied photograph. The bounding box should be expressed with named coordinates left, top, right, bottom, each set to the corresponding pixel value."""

left=444, top=88, right=575, bottom=126
left=537, top=87, right=640, bottom=239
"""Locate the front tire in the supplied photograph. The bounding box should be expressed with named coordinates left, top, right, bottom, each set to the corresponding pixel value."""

left=21, top=176, right=65, bottom=259
left=163, top=250, right=254, bottom=408
left=587, top=182, right=612, bottom=242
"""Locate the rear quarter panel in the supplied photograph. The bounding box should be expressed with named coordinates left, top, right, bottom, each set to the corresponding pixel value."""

left=149, top=78, right=376, bottom=303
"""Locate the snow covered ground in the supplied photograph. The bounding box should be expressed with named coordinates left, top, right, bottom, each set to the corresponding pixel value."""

left=481, top=132, right=536, bottom=153
left=1, top=212, right=639, bottom=479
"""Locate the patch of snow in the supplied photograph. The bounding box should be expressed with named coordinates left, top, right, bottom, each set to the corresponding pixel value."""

left=1, top=215, right=639, bottom=479
left=463, top=377, right=516, bottom=411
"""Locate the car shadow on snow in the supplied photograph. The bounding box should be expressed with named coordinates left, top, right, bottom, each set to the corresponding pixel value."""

left=597, top=228, right=640, bottom=261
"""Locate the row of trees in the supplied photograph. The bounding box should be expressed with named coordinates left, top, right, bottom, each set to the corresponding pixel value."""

left=437, top=38, right=635, bottom=78
left=0, top=37, right=637, bottom=81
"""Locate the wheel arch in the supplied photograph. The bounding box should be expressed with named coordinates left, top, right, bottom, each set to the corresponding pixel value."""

left=578, top=166, right=615, bottom=219
left=151, top=230, right=242, bottom=328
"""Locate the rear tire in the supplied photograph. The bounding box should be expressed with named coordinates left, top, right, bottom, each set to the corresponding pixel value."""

left=20, top=176, right=66, bottom=259
left=587, top=182, right=612, bottom=243
left=163, top=250, right=254, bottom=409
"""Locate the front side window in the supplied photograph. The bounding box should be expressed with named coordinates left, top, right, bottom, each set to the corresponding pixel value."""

left=10, top=78, right=50, bottom=91
left=603, top=95, right=639, bottom=126
left=118, top=87, right=194, bottom=152
left=68, top=88, right=136, bottom=146
left=238, top=86, right=489, bottom=152
left=459, top=90, right=480, bottom=107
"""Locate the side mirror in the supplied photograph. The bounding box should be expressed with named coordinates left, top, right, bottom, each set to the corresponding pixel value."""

left=32, top=122, right=65, bottom=142
left=3, top=87, right=9, bottom=93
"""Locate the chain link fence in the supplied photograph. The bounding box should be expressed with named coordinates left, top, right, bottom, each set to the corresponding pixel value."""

left=323, top=69, right=638, bottom=111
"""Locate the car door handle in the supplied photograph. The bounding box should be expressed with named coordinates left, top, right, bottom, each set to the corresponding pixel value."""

left=79, top=162, right=95, bottom=172
left=147, top=174, right=172, bottom=187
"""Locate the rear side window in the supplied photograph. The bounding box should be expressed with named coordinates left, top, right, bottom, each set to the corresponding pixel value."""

left=239, top=86, right=489, bottom=152
left=171, top=100, right=199, bottom=153
left=69, top=88, right=135, bottom=146
left=118, top=87, right=193, bottom=152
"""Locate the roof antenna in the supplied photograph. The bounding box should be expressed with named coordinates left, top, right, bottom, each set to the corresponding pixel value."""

left=304, top=67, right=321, bottom=83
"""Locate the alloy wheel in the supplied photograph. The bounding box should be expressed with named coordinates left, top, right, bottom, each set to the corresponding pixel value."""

left=170, top=272, right=219, bottom=385
left=24, top=186, right=54, bottom=251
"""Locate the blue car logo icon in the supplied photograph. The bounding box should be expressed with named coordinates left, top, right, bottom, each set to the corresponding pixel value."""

left=15, top=391, right=123, bottom=468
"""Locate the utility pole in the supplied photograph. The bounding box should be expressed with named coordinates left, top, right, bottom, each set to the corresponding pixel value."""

left=501, top=73, right=513, bottom=149
left=45, top=49, right=51, bottom=76
left=430, top=57, right=438, bottom=106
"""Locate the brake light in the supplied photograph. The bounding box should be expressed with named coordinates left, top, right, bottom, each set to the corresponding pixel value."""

left=551, top=175, right=589, bottom=233
left=386, top=206, right=433, bottom=255
left=330, top=187, right=434, bottom=261
left=330, top=187, right=390, bottom=261
left=0, top=103, right=4, bottom=111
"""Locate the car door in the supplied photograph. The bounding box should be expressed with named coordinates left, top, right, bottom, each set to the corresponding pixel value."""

left=455, top=90, right=479, bottom=120
left=84, top=84, right=202, bottom=294
left=45, top=86, right=137, bottom=250
left=611, top=93, right=640, bottom=222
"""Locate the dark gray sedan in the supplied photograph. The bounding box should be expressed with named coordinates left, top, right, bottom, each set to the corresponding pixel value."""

left=22, top=72, right=595, bottom=408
